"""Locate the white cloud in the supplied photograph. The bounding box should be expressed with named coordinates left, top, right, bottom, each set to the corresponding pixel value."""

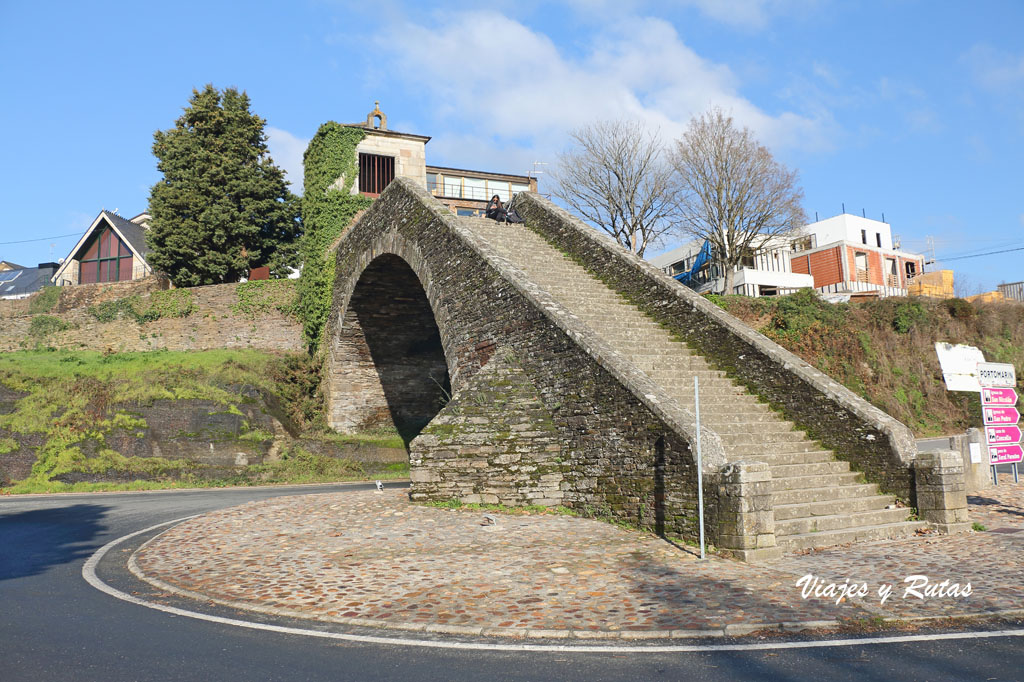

left=374, top=11, right=835, bottom=173
left=962, top=44, right=1024, bottom=91
left=266, top=127, right=310, bottom=193
left=671, top=0, right=821, bottom=30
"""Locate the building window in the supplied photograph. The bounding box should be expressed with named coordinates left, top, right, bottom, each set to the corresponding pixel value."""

left=463, top=177, right=486, bottom=201
left=905, top=261, right=917, bottom=279
left=791, top=235, right=814, bottom=251
left=886, top=258, right=898, bottom=287
left=488, top=180, right=510, bottom=202
left=876, top=233, right=882, bottom=248
left=442, top=175, right=462, bottom=197
left=79, top=226, right=133, bottom=284
left=358, top=153, right=395, bottom=196
left=456, top=208, right=478, bottom=217
left=427, top=173, right=439, bottom=195
left=854, top=251, right=869, bottom=283
left=861, top=229, right=867, bottom=245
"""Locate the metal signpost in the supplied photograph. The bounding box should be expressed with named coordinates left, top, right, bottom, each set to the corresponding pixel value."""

left=694, top=375, right=706, bottom=560
left=979, top=363, right=1021, bottom=484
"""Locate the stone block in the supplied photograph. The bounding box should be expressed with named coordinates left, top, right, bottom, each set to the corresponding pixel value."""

left=914, top=449, right=969, bottom=534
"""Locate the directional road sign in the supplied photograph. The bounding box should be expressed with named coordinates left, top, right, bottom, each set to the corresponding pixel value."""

left=983, top=406, right=1021, bottom=425
left=977, top=362, right=1017, bottom=388
left=981, top=387, right=1018, bottom=406
left=985, top=425, right=1023, bottom=445
left=990, top=444, right=1024, bottom=465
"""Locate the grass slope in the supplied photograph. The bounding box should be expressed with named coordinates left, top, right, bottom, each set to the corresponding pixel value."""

left=709, top=290, right=1024, bottom=436
left=0, top=349, right=406, bottom=494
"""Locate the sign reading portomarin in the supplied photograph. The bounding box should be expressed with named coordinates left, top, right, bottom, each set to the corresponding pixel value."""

left=977, top=362, right=1017, bottom=388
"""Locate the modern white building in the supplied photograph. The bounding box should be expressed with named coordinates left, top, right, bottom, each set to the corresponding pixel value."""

left=791, top=214, right=926, bottom=298
left=649, top=237, right=814, bottom=297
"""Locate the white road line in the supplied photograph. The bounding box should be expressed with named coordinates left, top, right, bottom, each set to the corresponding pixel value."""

left=83, top=518, right=1024, bottom=653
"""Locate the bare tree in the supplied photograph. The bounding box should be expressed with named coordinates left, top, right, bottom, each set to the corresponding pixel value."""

left=551, top=120, right=679, bottom=257
left=671, top=108, right=806, bottom=294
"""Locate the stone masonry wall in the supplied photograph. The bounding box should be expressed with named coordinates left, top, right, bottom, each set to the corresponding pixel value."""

left=409, top=351, right=566, bottom=506
left=0, top=281, right=303, bottom=353
left=327, top=178, right=708, bottom=539
left=511, top=192, right=920, bottom=500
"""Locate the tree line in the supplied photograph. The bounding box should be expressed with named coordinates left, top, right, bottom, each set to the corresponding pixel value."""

left=552, top=109, right=806, bottom=294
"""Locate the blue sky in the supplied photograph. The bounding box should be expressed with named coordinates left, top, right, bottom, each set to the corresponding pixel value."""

left=2, top=1, right=1022, bottom=293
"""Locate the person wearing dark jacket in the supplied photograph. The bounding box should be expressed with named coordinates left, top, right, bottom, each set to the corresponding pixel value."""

left=485, top=195, right=507, bottom=222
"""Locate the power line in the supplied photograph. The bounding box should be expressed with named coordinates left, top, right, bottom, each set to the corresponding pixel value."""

left=0, top=232, right=81, bottom=245
left=938, top=245, right=1024, bottom=262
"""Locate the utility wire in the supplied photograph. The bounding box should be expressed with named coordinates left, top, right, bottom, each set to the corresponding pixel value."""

left=0, top=232, right=81, bottom=245
left=938, top=245, right=1024, bottom=262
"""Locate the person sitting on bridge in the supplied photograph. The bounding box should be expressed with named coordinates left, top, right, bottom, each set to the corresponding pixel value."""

left=485, top=195, right=508, bottom=222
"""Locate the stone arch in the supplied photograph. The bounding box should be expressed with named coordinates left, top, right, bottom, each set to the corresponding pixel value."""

left=325, top=236, right=455, bottom=445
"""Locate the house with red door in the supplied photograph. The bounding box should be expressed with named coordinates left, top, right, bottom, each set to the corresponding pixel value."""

left=789, top=213, right=925, bottom=298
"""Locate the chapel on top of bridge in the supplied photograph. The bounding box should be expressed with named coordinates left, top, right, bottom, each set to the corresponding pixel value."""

left=344, top=102, right=538, bottom=216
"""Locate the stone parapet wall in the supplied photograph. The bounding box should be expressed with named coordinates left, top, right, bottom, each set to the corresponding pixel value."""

left=0, top=281, right=303, bottom=353
left=511, top=192, right=920, bottom=501
left=328, top=178, right=709, bottom=539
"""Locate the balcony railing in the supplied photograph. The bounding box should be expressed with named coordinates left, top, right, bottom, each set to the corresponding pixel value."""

left=427, top=181, right=495, bottom=201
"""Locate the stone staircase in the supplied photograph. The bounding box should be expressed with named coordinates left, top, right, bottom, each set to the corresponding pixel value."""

left=462, top=216, right=924, bottom=552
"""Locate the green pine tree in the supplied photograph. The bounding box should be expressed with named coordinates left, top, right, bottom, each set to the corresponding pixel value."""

left=147, top=84, right=301, bottom=287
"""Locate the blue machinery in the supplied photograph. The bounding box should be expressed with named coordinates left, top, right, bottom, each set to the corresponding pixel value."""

left=672, top=240, right=712, bottom=285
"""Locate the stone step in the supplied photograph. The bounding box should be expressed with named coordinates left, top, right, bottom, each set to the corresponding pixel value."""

left=769, top=472, right=864, bottom=491
left=648, top=378, right=744, bottom=392
left=773, top=494, right=897, bottom=520
left=703, top=413, right=793, bottom=426
left=729, top=441, right=825, bottom=457
left=704, top=420, right=797, bottom=434
left=719, top=430, right=809, bottom=447
left=776, top=521, right=926, bottom=551
left=760, top=450, right=839, bottom=466
left=775, top=507, right=914, bottom=536
left=768, top=460, right=851, bottom=477
left=771, top=483, right=881, bottom=506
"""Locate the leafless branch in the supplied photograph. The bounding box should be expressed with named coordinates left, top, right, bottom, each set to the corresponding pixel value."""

left=551, top=120, right=680, bottom=257
left=670, top=108, right=806, bottom=293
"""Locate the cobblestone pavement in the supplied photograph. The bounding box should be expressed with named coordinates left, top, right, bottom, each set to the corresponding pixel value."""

left=132, top=482, right=1024, bottom=638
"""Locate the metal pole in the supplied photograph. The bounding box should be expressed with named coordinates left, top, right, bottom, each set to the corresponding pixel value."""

left=992, top=465, right=998, bottom=485
left=695, top=375, right=705, bottom=560
left=1014, top=463, right=1019, bottom=483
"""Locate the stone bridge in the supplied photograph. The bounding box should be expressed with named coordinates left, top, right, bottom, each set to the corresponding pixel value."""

left=323, top=177, right=968, bottom=559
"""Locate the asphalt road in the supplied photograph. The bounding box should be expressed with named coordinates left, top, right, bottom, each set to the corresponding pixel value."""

left=1, top=483, right=1022, bottom=681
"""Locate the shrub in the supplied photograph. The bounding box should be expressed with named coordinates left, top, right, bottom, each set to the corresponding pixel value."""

left=88, top=290, right=196, bottom=324
left=943, top=297, right=975, bottom=320
left=28, top=286, right=60, bottom=314
left=769, top=288, right=845, bottom=337
left=28, top=315, right=71, bottom=338
left=892, top=300, right=929, bottom=334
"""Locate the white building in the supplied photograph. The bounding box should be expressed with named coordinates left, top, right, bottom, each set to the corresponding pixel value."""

left=791, top=214, right=926, bottom=298
left=649, top=237, right=814, bottom=297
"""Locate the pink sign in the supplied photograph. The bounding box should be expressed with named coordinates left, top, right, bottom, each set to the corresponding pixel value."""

left=983, top=406, right=1020, bottom=425
left=990, top=444, right=1024, bottom=465
left=981, top=387, right=1018, bottom=406
left=986, top=425, right=1023, bottom=445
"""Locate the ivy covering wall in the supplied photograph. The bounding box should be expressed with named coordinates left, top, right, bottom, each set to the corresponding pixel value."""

left=297, top=122, right=372, bottom=353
